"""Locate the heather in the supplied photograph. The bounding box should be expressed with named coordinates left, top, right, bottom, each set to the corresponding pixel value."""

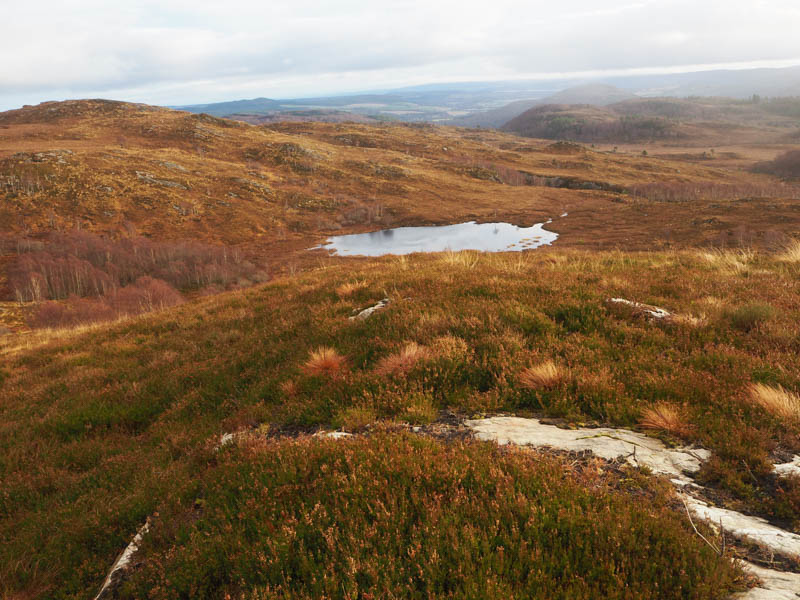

left=1, top=249, right=799, bottom=597
left=122, top=433, right=740, bottom=599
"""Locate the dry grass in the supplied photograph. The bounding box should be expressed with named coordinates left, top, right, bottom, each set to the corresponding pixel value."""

left=639, top=403, right=692, bottom=437
left=519, top=361, right=565, bottom=389
left=698, top=248, right=756, bottom=274
left=777, top=239, right=800, bottom=263
left=748, top=383, right=800, bottom=421
left=375, top=342, right=430, bottom=376
left=302, top=346, right=347, bottom=378
left=335, top=280, right=368, bottom=298
left=441, top=250, right=480, bottom=269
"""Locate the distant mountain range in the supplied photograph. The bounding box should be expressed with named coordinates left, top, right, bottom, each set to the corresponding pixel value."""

left=174, top=65, right=800, bottom=128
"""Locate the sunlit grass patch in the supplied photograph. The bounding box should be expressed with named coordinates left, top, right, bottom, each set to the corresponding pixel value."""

left=399, top=392, right=438, bottom=425
left=748, top=383, right=800, bottom=422
left=302, top=346, right=347, bottom=378
left=440, top=249, right=480, bottom=269
left=519, top=360, right=565, bottom=389
left=335, top=279, right=368, bottom=298
left=334, top=405, right=378, bottom=432
left=777, top=239, right=800, bottom=262
left=698, top=248, right=756, bottom=274
left=375, top=342, right=430, bottom=376
left=639, top=403, right=692, bottom=438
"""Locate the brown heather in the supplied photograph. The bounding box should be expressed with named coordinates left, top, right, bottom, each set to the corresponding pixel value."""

left=4, top=249, right=800, bottom=597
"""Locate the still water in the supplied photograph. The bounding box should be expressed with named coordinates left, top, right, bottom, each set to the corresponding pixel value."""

left=316, top=221, right=558, bottom=257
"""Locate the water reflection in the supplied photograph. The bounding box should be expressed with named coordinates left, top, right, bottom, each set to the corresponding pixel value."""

left=316, top=221, right=558, bottom=257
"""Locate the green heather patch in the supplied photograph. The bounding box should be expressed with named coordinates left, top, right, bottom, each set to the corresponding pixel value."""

left=123, top=433, right=739, bottom=600
left=1, top=249, right=799, bottom=596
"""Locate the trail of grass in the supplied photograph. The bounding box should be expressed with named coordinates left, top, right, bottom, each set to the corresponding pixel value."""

left=1, top=249, right=799, bottom=597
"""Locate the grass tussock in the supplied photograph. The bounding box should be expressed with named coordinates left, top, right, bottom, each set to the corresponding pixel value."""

left=698, top=248, right=756, bottom=274
left=375, top=342, right=430, bottom=376
left=639, top=403, right=692, bottom=438
left=335, top=280, right=368, bottom=298
left=777, top=239, right=800, bottom=262
left=748, top=383, right=800, bottom=422
left=724, top=302, right=775, bottom=331
left=519, top=360, right=565, bottom=389
left=441, top=249, right=480, bottom=269
left=302, top=346, right=347, bottom=378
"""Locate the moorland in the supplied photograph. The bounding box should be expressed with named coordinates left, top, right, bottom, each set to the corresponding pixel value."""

left=0, top=97, right=799, bottom=599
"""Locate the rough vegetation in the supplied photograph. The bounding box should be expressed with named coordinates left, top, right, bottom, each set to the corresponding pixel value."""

left=2, top=249, right=800, bottom=597
left=2, top=99, right=800, bottom=599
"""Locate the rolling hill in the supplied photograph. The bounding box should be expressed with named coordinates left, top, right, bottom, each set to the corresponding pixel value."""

left=2, top=98, right=800, bottom=598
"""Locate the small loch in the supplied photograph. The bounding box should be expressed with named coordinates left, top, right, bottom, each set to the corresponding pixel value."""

left=316, top=221, right=559, bottom=257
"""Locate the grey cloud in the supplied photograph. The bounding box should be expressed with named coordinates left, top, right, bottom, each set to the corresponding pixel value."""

left=2, top=0, right=800, bottom=108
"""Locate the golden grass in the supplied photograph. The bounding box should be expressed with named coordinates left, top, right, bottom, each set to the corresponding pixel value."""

left=748, top=383, right=800, bottom=421
left=302, top=346, right=347, bottom=378
left=375, top=342, right=430, bottom=376
left=698, top=248, right=756, bottom=274
left=335, top=280, right=368, bottom=298
left=777, top=239, right=800, bottom=263
left=639, top=403, right=691, bottom=437
left=519, top=361, right=565, bottom=389
left=441, top=250, right=480, bottom=269
left=0, top=315, right=133, bottom=357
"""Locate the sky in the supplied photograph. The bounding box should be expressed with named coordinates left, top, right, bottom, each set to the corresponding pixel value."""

left=2, top=0, right=800, bottom=110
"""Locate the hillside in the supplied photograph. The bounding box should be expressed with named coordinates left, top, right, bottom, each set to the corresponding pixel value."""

left=2, top=99, right=800, bottom=333
left=2, top=99, right=800, bottom=598
left=3, top=248, right=800, bottom=598
left=502, top=96, right=800, bottom=147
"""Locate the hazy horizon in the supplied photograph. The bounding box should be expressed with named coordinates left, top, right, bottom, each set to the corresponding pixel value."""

left=3, top=0, right=800, bottom=111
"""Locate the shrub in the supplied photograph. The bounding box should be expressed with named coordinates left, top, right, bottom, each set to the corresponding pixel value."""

left=753, top=149, right=800, bottom=178
left=125, top=434, right=740, bottom=599
left=724, top=303, right=775, bottom=331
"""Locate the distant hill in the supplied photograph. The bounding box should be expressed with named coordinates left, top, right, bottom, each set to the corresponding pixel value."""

left=175, top=97, right=282, bottom=116
left=449, top=99, right=543, bottom=128
left=502, top=96, right=800, bottom=144
left=543, top=84, right=635, bottom=106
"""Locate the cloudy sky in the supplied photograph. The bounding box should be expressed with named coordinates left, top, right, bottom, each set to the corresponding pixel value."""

left=2, top=0, right=800, bottom=110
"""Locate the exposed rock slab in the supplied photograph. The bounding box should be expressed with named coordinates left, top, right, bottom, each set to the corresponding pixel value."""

left=607, top=297, right=673, bottom=320
left=349, top=298, right=390, bottom=321
left=734, top=563, right=800, bottom=599
left=465, top=416, right=709, bottom=484
left=685, top=497, right=800, bottom=560
left=774, top=457, right=800, bottom=479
